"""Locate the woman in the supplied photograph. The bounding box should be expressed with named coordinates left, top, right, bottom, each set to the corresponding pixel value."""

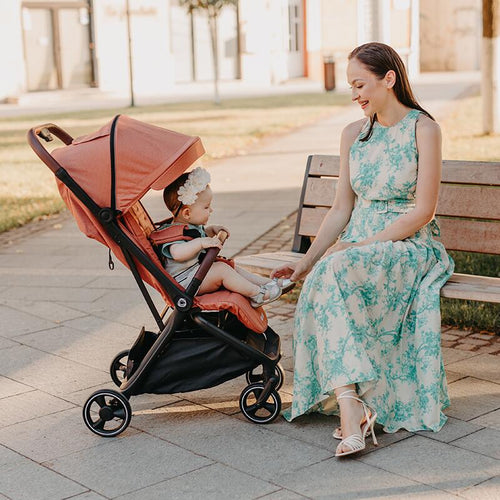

left=271, top=42, right=454, bottom=458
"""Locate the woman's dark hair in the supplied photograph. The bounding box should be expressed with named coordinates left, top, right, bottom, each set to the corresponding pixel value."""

left=348, top=42, right=434, bottom=141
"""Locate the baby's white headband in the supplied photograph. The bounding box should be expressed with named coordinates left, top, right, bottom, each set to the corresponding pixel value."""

left=177, top=167, right=211, bottom=206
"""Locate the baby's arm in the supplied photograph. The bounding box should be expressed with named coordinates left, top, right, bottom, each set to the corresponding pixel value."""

left=169, top=237, right=222, bottom=262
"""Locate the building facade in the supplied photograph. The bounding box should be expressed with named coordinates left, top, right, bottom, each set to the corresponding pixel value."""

left=0, top=0, right=482, bottom=102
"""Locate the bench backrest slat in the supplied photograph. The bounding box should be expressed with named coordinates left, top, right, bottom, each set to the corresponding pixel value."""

left=293, top=155, right=500, bottom=254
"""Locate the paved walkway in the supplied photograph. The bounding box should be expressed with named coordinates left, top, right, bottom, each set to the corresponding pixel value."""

left=1, top=72, right=499, bottom=499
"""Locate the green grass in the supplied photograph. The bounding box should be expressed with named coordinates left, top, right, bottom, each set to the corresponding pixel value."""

left=0, top=92, right=351, bottom=232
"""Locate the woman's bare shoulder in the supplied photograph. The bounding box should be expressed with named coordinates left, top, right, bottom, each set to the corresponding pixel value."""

left=342, top=118, right=367, bottom=143
left=416, top=113, right=441, bottom=137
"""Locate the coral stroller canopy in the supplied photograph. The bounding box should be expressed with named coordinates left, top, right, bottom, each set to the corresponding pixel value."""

left=52, top=115, right=205, bottom=214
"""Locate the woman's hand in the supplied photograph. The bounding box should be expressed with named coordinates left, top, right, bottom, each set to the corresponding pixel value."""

left=271, top=257, right=313, bottom=282
left=200, top=236, right=223, bottom=250
left=205, top=225, right=230, bottom=238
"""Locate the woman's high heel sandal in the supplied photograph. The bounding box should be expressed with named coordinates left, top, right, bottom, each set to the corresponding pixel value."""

left=334, top=389, right=378, bottom=458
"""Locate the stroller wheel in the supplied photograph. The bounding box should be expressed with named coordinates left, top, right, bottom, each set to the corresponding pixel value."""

left=110, top=350, right=130, bottom=387
left=245, top=363, right=285, bottom=391
left=239, top=383, right=281, bottom=424
left=83, top=389, right=132, bottom=437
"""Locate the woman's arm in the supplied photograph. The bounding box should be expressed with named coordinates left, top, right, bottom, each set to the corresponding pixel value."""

left=271, top=120, right=363, bottom=281
left=338, top=115, right=442, bottom=250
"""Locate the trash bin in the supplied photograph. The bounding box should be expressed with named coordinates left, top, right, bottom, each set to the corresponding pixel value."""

left=323, top=56, right=336, bottom=92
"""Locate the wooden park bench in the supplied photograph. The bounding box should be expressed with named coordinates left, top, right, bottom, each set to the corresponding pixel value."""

left=235, top=155, right=500, bottom=305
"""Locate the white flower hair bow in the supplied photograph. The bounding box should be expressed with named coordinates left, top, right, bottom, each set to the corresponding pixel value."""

left=177, top=167, right=211, bottom=206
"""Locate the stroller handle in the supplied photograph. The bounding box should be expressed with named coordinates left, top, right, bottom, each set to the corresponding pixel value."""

left=27, top=124, right=74, bottom=174
left=187, top=230, right=229, bottom=293
left=216, top=230, right=229, bottom=244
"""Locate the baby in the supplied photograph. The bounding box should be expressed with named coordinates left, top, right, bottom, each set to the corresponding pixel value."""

left=161, top=167, right=293, bottom=307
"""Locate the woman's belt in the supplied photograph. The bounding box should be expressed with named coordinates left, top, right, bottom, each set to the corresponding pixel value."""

left=356, top=198, right=416, bottom=213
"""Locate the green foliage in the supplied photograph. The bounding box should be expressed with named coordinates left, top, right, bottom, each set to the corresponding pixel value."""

left=179, top=0, right=237, bottom=15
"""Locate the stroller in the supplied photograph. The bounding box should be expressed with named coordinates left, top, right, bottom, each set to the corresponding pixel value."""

left=28, top=115, right=284, bottom=437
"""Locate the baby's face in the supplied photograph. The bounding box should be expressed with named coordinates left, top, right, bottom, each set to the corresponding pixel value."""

left=188, top=186, right=213, bottom=225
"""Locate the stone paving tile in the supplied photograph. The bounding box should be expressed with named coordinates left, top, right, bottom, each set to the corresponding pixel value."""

left=359, top=435, right=500, bottom=495
left=131, top=402, right=333, bottom=481
left=1, top=298, right=87, bottom=323
left=85, top=275, right=138, bottom=289
left=258, top=490, right=308, bottom=500
left=275, top=455, right=458, bottom=499
left=0, top=345, right=108, bottom=395
left=261, top=412, right=413, bottom=457
left=440, top=348, right=480, bottom=366
left=0, top=254, right=68, bottom=269
left=0, top=285, right=106, bottom=303
left=0, top=444, right=25, bottom=466
left=67, top=492, right=107, bottom=500
left=15, top=324, right=138, bottom=372
left=0, top=376, right=33, bottom=399
left=469, top=408, right=500, bottom=431
left=0, top=390, right=74, bottom=428
left=0, top=458, right=87, bottom=500
left=0, top=337, right=18, bottom=350
left=0, top=407, right=139, bottom=463
left=0, top=272, right=94, bottom=289
left=46, top=432, right=212, bottom=498
left=445, top=354, right=500, bottom=384
left=445, top=370, right=466, bottom=384
left=115, top=463, right=279, bottom=500
left=460, top=475, right=500, bottom=500
left=61, top=300, right=157, bottom=330
left=445, top=377, right=500, bottom=421
left=416, top=416, right=484, bottom=444
left=0, top=304, right=58, bottom=338
left=451, top=427, right=500, bottom=460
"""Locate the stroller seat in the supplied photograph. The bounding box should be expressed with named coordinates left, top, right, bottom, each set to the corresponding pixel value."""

left=126, top=201, right=268, bottom=333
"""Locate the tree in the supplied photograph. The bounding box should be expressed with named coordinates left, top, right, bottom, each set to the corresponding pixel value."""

left=482, top=0, right=500, bottom=133
left=180, top=0, right=238, bottom=104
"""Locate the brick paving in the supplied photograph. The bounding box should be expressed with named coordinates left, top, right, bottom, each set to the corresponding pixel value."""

left=235, top=211, right=500, bottom=355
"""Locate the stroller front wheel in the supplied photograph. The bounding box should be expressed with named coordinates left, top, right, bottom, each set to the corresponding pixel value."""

left=239, top=383, right=281, bottom=424
left=83, top=389, right=132, bottom=437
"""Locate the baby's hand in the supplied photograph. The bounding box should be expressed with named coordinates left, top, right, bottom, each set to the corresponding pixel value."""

left=200, top=236, right=223, bottom=250
left=205, top=225, right=230, bottom=238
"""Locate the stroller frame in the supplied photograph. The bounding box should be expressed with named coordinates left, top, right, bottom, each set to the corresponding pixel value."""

left=28, top=119, right=284, bottom=437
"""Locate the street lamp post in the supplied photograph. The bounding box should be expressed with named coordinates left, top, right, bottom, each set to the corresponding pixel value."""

left=125, top=0, right=135, bottom=107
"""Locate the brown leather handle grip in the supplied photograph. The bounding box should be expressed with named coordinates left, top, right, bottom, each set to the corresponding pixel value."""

left=27, top=124, right=74, bottom=174
left=191, top=230, right=229, bottom=287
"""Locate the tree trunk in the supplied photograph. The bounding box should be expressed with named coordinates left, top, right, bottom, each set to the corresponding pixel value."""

left=208, top=12, right=220, bottom=105
left=482, top=0, right=500, bottom=133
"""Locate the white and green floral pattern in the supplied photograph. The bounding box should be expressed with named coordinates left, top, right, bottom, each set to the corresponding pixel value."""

left=283, top=110, right=454, bottom=433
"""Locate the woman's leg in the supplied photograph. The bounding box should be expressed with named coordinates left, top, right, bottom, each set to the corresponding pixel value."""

left=199, top=262, right=263, bottom=297
left=335, top=384, right=364, bottom=454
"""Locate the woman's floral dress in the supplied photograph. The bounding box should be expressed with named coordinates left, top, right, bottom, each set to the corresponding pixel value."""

left=283, top=109, right=454, bottom=433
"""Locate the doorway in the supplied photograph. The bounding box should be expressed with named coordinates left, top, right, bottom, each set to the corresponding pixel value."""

left=22, top=2, right=95, bottom=91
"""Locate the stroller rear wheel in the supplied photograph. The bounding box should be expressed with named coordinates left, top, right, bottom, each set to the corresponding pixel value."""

left=245, top=363, right=285, bottom=391
left=83, top=389, right=132, bottom=437
left=110, top=350, right=130, bottom=387
left=239, top=383, right=281, bottom=424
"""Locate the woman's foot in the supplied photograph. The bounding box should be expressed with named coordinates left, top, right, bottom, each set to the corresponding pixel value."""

left=335, top=391, right=365, bottom=455
left=334, top=389, right=378, bottom=457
